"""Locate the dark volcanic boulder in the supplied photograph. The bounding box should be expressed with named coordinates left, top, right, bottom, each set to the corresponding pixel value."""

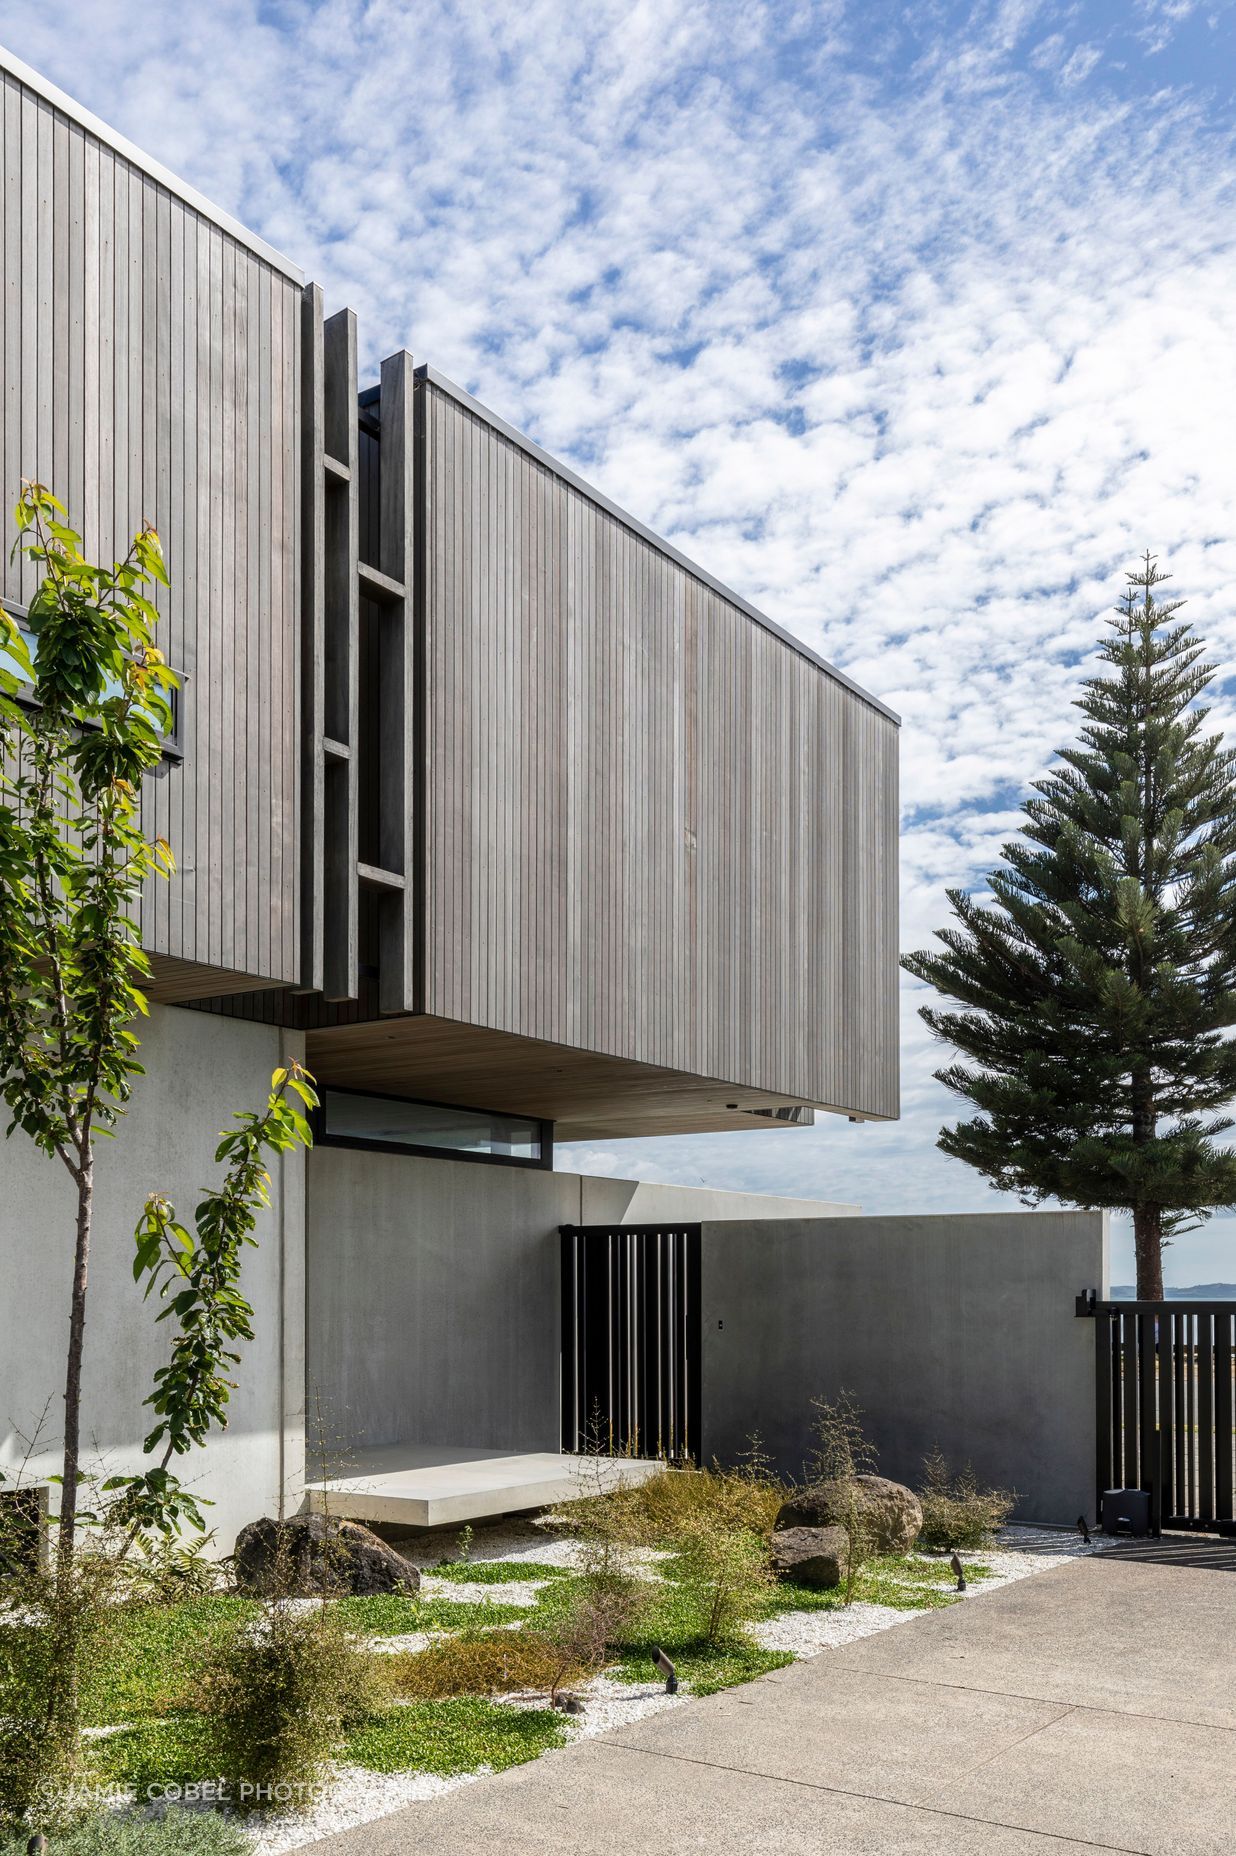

left=775, top=1475, right=923, bottom=1555
left=770, top=1525, right=849, bottom=1589
left=233, top=1512, right=421, bottom=1597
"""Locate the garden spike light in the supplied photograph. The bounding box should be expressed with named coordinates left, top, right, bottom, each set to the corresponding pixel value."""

left=653, top=1646, right=679, bottom=1693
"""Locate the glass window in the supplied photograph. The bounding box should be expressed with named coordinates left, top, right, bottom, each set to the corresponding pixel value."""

left=319, top=1088, right=548, bottom=1166
left=1, top=611, right=181, bottom=753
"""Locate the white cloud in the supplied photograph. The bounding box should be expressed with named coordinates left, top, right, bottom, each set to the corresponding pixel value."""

left=6, top=0, right=1236, bottom=1284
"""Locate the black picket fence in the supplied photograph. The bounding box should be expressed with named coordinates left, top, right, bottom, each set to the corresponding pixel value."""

left=559, top=1224, right=701, bottom=1461
left=1085, top=1298, right=1236, bottom=1534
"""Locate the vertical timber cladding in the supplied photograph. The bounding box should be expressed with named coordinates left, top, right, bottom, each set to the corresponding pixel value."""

left=418, top=374, right=900, bottom=1118
left=0, top=61, right=302, bottom=985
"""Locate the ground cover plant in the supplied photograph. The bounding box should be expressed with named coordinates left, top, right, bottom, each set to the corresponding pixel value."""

left=1, top=1461, right=1015, bottom=1845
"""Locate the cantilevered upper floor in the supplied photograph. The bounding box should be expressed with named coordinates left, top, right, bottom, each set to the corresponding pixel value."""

left=0, top=46, right=899, bottom=1141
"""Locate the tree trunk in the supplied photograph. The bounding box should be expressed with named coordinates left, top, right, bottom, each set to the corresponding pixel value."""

left=1129, top=1057, right=1163, bottom=1302
left=58, top=1152, right=93, bottom=1581
left=1133, top=1203, right=1164, bottom=1301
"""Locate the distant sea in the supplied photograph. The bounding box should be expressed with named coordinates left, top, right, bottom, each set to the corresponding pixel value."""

left=1111, top=1283, right=1236, bottom=1299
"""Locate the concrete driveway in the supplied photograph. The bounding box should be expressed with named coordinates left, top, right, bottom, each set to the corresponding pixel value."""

left=317, top=1539, right=1236, bottom=1855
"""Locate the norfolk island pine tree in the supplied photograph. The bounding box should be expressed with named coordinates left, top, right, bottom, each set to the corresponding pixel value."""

left=904, top=555, right=1236, bottom=1301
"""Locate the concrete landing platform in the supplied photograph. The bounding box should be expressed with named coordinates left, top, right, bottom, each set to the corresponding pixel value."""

left=305, top=1444, right=663, bottom=1530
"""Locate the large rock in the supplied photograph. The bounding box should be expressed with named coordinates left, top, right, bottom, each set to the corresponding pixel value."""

left=233, top=1512, right=421, bottom=1597
left=770, top=1525, right=849, bottom=1589
left=775, top=1475, right=923, bottom=1555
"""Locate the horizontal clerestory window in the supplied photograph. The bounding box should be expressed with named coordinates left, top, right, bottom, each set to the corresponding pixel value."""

left=0, top=605, right=183, bottom=760
left=315, top=1086, right=552, bottom=1169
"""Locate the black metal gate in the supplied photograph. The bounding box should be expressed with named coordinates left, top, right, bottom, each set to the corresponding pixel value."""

left=559, top=1224, right=701, bottom=1460
left=1083, top=1296, right=1236, bottom=1534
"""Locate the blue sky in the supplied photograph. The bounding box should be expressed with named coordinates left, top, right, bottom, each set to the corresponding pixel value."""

left=5, top=0, right=1236, bottom=1282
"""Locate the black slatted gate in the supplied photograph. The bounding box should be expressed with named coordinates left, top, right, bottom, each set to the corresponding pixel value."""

left=1087, top=1298, right=1236, bottom=1534
left=560, top=1224, right=701, bottom=1460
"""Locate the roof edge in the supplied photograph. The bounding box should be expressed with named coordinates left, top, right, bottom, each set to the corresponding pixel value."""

left=411, top=363, right=900, bottom=725
left=0, top=43, right=304, bottom=284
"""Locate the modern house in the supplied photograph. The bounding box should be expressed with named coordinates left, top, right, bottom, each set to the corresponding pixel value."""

left=0, top=48, right=1104, bottom=1539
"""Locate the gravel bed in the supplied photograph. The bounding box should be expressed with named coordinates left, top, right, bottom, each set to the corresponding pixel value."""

left=417, top=1574, right=549, bottom=1607
left=402, top=1520, right=583, bottom=1573
left=752, top=1597, right=929, bottom=1655
left=244, top=1768, right=482, bottom=1856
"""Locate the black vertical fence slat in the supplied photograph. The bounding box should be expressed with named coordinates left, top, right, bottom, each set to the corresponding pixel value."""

left=1137, top=1310, right=1157, bottom=1525
left=560, top=1225, right=702, bottom=1461
left=1095, top=1306, right=1113, bottom=1518
left=1092, top=1299, right=1236, bottom=1533
left=1159, top=1308, right=1176, bottom=1527
left=1122, top=1311, right=1140, bottom=1488
left=1214, top=1310, right=1233, bottom=1523
left=1173, top=1309, right=1187, bottom=1521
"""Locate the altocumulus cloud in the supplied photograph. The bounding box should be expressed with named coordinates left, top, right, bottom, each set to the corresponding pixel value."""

left=4, top=0, right=1236, bottom=1279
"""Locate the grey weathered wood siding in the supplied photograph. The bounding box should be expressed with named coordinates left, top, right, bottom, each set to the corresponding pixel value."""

left=0, top=64, right=301, bottom=984
left=418, top=378, right=899, bottom=1120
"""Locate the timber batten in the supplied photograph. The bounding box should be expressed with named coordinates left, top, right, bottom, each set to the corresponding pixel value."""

left=0, top=57, right=302, bottom=987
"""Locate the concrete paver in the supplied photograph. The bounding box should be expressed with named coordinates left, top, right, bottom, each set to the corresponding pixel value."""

left=831, top=1552, right=1236, bottom=1730
left=607, top=1661, right=1070, bottom=1805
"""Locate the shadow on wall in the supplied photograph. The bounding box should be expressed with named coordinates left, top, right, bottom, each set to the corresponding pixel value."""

left=700, top=1209, right=1108, bottom=1527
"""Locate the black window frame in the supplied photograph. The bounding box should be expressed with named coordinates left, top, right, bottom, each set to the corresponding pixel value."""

left=313, top=1082, right=554, bottom=1171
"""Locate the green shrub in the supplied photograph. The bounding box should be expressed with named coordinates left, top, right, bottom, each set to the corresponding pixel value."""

left=0, top=1809, right=249, bottom=1856
left=0, top=1547, right=131, bottom=1828
left=669, top=1521, right=775, bottom=1645
left=196, top=1599, right=383, bottom=1812
left=804, top=1391, right=882, bottom=1604
left=569, top=1462, right=784, bottom=1550
left=917, top=1450, right=1015, bottom=1551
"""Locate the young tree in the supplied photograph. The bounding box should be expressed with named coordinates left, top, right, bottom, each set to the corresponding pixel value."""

left=0, top=484, right=177, bottom=1577
left=0, top=485, right=316, bottom=1573
left=904, top=555, right=1236, bottom=1299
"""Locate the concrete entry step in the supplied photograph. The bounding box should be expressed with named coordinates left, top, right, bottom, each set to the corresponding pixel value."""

left=304, top=1444, right=663, bottom=1531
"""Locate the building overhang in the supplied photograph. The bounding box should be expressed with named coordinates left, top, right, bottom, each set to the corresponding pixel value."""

left=304, top=1013, right=880, bottom=1142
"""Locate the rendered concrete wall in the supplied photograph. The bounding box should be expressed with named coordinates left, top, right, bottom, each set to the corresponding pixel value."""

left=577, top=1177, right=858, bottom=1222
left=0, top=1004, right=306, bottom=1553
left=306, top=1149, right=853, bottom=1460
left=700, top=1211, right=1108, bottom=1525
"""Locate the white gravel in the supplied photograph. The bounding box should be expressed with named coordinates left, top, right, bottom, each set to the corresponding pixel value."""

left=417, top=1574, right=549, bottom=1607
left=752, top=1597, right=929, bottom=1655
left=242, top=1768, right=485, bottom=1856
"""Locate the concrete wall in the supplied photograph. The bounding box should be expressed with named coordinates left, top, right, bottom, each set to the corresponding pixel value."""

left=700, top=1211, right=1108, bottom=1526
left=306, top=1148, right=854, bottom=1460
left=0, top=1004, right=306, bottom=1552
left=577, top=1177, right=858, bottom=1223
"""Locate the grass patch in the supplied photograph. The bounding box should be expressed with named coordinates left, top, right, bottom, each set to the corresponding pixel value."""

left=88, top=1716, right=217, bottom=1797
left=429, top=1561, right=569, bottom=1586
left=764, top=1554, right=995, bottom=1616
left=345, top=1698, right=565, bottom=1775
left=333, top=1593, right=530, bottom=1636
left=614, top=1634, right=792, bottom=1694
left=81, top=1598, right=258, bottom=1725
